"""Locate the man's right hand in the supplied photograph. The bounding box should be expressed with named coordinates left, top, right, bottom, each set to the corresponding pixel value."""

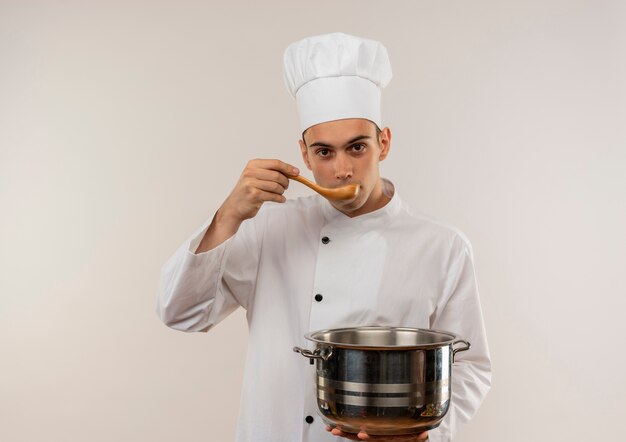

left=195, top=159, right=299, bottom=254
left=220, top=159, right=299, bottom=222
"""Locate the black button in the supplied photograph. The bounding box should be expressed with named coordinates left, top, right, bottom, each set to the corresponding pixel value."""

left=314, top=294, right=323, bottom=302
left=321, top=236, right=330, bottom=244
left=305, top=415, right=314, bottom=424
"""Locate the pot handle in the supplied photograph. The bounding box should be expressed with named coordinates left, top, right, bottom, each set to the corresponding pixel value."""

left=293, top=346, right=333, bottom=362
left=452, top=339, right=471, bottom=363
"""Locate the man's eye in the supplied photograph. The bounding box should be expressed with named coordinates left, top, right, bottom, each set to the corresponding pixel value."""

left=351, top=144, right=366, bottom=152
left=317, top=149, right=330, bottom=156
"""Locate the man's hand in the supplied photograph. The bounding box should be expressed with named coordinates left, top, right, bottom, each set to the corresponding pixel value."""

left=195, top=159, right=299, bottom=253
left=326, top=425, right=428, bottom=441
left=220, top=159, right=299, bottom=222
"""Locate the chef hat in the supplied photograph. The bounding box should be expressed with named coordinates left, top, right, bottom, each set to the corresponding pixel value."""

left=283, top=32, right=392, bottom=132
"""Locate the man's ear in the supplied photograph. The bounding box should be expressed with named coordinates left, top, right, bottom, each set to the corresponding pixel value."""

left=378, top=127, right=392, bottom=161
left=299, top=139, right=312, bottom=170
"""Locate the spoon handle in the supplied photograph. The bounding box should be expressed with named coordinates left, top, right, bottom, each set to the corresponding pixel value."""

left=290, top=175, right=322, bottom=193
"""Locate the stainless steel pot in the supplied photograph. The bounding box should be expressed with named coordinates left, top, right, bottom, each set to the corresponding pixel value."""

left=293, top=326, right=470, bottom=435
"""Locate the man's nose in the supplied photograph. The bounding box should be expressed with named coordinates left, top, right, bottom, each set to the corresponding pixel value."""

left=334, top=154, right=353, bottom=180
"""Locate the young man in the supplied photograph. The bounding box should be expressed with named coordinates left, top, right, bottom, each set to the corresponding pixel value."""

left=157, top=33, right=491, bottom=442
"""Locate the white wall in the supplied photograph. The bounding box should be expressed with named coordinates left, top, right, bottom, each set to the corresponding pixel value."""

left=1, top=1, right=624, bottom=441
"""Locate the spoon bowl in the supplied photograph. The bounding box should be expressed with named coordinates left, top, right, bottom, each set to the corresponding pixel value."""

left=291, top=175, right=359, bottom=201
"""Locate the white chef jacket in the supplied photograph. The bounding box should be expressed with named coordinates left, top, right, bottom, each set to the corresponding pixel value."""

left=156, top=180, right=491, bottom=442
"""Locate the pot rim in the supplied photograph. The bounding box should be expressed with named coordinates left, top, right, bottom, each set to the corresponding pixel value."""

left=304, top=326, right=459, bottom=350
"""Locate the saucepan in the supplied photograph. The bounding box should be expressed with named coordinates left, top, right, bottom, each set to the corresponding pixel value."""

left=293, top=326, right=470, bottom=435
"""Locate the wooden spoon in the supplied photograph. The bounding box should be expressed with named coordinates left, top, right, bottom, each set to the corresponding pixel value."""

left=290, top=175, right=359, bottom=201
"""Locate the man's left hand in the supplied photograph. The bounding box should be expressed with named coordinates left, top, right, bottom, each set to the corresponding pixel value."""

left=326, top=425, right=428, bottom=441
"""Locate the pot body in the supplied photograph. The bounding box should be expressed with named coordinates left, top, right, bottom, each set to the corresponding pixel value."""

left=295, top=327, right=469, bottom=435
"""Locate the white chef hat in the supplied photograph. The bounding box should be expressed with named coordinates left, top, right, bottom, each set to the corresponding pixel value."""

left=283, top=32, right=393, bottom=132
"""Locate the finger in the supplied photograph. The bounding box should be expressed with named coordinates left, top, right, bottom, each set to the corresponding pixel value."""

left=248, top=159, right=300, bottom=177
left=248, top=178, right=288, bottom=195
left=239, top=185, right=287, bottom=205
left=240, top=180, right=287, bottom=202
left=330, top=428, right=361, bottom=440
left=356, top=431, right=428, bottom=441
left=244, top=169, right=290, bottom=190
left=251, top=189, right=287, bottom=204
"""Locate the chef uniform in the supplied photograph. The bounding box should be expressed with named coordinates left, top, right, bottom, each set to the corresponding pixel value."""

left=156, top=33, right=491, bottom=442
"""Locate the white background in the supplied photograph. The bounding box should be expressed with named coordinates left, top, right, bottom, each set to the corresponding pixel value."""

left=1, top=1, right=625, bottom=441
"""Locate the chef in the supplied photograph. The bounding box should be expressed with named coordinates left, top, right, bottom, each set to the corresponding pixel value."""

left=156, top=32, right=491, bottom=442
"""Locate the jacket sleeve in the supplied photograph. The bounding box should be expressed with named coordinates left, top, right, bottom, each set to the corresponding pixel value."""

left=155, top=215, right=261, bottom=333
left=428, top=235, right=492, bottom=442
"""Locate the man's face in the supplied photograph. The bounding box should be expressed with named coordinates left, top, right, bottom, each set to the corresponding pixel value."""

left=299, top=118, right=391, bottom=217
